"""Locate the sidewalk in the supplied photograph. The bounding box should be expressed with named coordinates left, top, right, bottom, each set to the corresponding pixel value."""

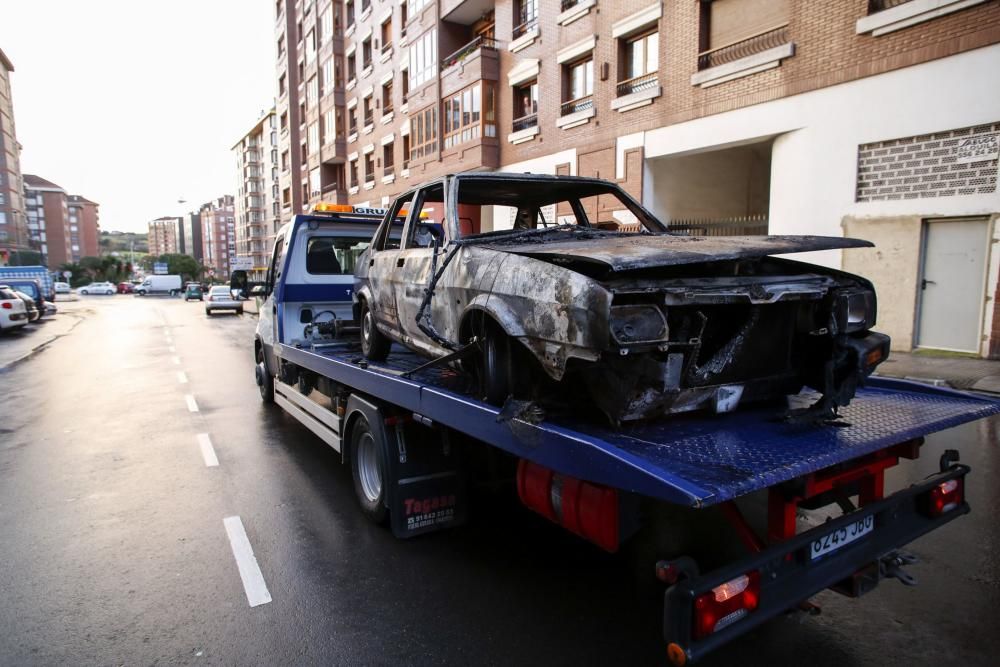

left=874, top=350, right=1000, bottom=394
left=0, top=303, right=90, bottom=371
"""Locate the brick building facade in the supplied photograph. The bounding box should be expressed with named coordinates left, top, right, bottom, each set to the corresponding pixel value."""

left=199, top=196, right=237, bottom=279
left=275, top=0, right=1000, bottom=355
left=148, top=217, right=181, bottom=257
left=0, top=47, right=29, bottom=263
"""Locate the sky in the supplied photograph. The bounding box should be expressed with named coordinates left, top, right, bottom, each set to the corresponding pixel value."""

left=1, top=0, right=276, bottom=233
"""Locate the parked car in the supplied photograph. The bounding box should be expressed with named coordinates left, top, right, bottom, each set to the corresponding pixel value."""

left=11, top=290, right=41, bottom=322
left=44, top=301, right=57, bottom=316
left=78, top=281, right=117, bottom=295
left=184, top=284, right=204, bottom=301
left=54, top=281, right=71, bottom=294
left=0, top=286, right=29, bottom=332
left=355, top=173, right=890, bottom=423
left=2, top=278, right=46, bottom=315
left=117, top=282, right=134, bottom=294
left=205, top=286, right=243, bottom=315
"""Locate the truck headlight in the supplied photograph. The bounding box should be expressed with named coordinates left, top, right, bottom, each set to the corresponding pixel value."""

left=836, top=289, right=876, bottom=333
left=610, top=305, right=668, bottom=345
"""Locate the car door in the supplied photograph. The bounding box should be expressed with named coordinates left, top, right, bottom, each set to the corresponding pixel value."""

left=258, top=233, right=285, bottom=372
left=366, top=192, right=414, bottom=340
left=394, top=181, right=449, bottom=355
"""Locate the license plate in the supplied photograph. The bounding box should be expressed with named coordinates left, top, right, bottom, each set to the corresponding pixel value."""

left=810, top=514, right=874, bottom=560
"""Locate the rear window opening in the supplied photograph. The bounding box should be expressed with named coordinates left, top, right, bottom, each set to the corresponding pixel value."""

left=306, top=236, right=371, bottom=275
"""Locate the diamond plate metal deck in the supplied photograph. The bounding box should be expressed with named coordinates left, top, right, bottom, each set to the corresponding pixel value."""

left=284, top=343, right=1000, bottom=507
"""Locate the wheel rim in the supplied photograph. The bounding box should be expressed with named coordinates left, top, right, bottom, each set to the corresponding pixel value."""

left=362, top=309, right=374, bottom=348
left=356, top=431, right=382, bottom=503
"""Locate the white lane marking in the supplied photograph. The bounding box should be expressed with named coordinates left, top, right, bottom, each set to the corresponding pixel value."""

left=223, top=516, right=272, bottom=607
left=197, top=433, right=219, bottom=467
left=185, top=394, right=199, bottom=412
left=177, top=371, right=188, bottom=384
left=172, top=356, right=181, bottom=365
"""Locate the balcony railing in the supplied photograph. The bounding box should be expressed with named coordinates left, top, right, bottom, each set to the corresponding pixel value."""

left=350, top=179, right=359, bottom=189
left=512, top=16, right=538, bottom=39
left=383, top=103, right=394, bottom=115
left=442, top=35, right=499, bottom=70
left=560, top=0, right=581, bottom=10
left=666, top=214, right=768, bottom=237
left=383, top=164, right=395, bottom=178
left=382, top=41, right=393, bottom=54
left=512, top=113, right=538, bottom=133
left=363, top=112, right=374, bottom=127
left=698, top=24, right=789, bottom=70
left=560, top=95, right=593, bottom=116
left=868, top=0, right=913, bottom=11
left=364, top=172, right=375, bottom=185
left=616, top=72, right=658, bottom=97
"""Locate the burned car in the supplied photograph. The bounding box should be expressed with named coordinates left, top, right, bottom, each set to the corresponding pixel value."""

left=353, top=173, right=889, bottom=423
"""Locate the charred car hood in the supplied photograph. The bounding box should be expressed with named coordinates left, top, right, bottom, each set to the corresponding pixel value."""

left=476, top=231, right=873, bottom=273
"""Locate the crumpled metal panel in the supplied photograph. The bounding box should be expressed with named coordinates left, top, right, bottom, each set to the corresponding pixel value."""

left=479, top=232, right=873, bottom=272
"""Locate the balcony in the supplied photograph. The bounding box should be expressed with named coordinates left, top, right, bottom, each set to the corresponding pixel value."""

left=560, top=95, right=593, bottom=116
left=616, top=72, right=658, bottom=97
left=857, top=0, right=984, bottom=35
left=441, top=36, right=500, bottom=97
left=511, top=113, right=537, bottom=133
left=868, top=0, right=913, bottom=10
left=442, top=35, right=499, bottom=70
left=512, top=16, right=537, bottom=40
left=697, top=25, right=789, bottom=71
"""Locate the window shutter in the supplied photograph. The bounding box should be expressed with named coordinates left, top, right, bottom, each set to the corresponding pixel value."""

left=709, top=0, right=790, bottom=49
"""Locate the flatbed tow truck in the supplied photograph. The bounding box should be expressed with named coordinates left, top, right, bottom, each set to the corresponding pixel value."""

left=247, top=204, right=1000, bottom=665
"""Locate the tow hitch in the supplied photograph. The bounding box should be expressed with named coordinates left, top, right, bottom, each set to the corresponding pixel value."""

left=880, top=551, right=918, bottom=586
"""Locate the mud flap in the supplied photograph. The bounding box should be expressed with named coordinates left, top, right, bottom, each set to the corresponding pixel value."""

left=383, top=416, right=468, bottom=539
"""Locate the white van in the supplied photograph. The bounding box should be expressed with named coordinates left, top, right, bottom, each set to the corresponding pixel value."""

left=135, top=275, right=183, bottom=296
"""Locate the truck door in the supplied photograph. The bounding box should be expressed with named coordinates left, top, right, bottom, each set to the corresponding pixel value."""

left=259, top=233, right=286, bottom=371
left=367, top=193, right=413, bottom=339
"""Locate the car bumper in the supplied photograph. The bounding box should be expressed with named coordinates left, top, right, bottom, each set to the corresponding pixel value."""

left=206, top=300, right=242, bottom=309
left=663, top=463, right=970, bottom=663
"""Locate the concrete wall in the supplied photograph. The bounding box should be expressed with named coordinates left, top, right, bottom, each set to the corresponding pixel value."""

left=842, top=215, right=923, bottom=351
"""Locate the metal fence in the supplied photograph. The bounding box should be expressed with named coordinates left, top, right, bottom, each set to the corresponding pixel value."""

left=665, top=215, right=769, bottom=236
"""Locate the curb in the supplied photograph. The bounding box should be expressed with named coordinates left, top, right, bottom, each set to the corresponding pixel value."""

left=0, top=313, right=86, bottom=373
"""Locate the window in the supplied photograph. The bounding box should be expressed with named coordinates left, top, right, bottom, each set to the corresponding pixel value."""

left=349, top=106, right=358, bottom=134
left=362, top=37, right=372, bottom=70
left=309, top=167, right=321, bottom=197
left=305, top=29, right=317, bottom=64
left=306, top=236, right=370, bottom=274
left=349, top=160, right=359, bottom=188
left=279, top=73, right=287, bottom=96
left=321, top=5, right=334, bottom=43
left=406, top=0, right=430, bottom=15
left=513, top=80, right=538, bottom=130
left=322, top=59, right=334, bottom=94
left=364, top=152, right=375, bottom=184
left=408, top=29, right=438, bottom=90
left=402, top=134, right=411, bottom=166
left=277, top=34, right=285, bottom=58
left=562, top=57, right=593, bottom=115
left=619, top=30, right=658, bottom=95
left=346, top=0, right=355, bottom=28
left=363, top=95, right=374, bottom=127
left=699, top=0, right=790, bottom=70
left=443, top=82, right=496, bottom=149
left=382, top=79, right=394, bottom=114
left=347, top=52, right=356, bottom=81
left=514, top=0, right=538, bottom=38
left=381, top=18, right=393, bottom=52
left=324, top=109, right=336, bottom=143
left=281, top=150, right=290, bottom=171
left=308, top=122, right=320, bottom=153
left=383, top=142, right=395, bottom=175
left=409, top=106, right=438, bottom=162
left=306, top=76, right=318, bottom=107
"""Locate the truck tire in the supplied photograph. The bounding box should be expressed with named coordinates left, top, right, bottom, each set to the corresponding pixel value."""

left=481, top=322, right=512, bottom=405
left=360, top=298, right=390, bottom=361
left=255, top=347, right=274, bottom=403
left=349, top=415, right=388, bottom=524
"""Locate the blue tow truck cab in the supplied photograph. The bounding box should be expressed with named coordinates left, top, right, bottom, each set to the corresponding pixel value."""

left=252, top=204, right=1000, bottom=664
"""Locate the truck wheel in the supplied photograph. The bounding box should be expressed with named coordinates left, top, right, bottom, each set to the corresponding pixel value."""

left=360, top=299, right=390, bottom=361
left=255, top=347, right=274, bottom=403
left=350, top=415, right=388, bottom=524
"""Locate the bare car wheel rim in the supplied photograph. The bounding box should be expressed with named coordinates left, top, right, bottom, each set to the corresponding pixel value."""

left=362, top=310, right=374, bottom=349
left=356, top=431, right=382, bottom=502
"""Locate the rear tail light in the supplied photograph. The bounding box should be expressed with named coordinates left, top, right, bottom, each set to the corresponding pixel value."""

left=1, top=302, right=11, bottom=309
left=923, top=478, right=963, bottom=517
left=693, top=570, right=761, bottom=640
left=517, top=459, right=620, bottom=552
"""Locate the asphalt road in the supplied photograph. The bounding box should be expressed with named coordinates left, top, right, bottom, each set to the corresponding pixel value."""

left=1, top=296, right=998, bottom=666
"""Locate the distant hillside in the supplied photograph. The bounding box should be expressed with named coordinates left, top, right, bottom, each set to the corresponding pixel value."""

left=101, top=231, right=148, bottom=254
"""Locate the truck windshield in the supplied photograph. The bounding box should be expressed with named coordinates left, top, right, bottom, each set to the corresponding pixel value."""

left=306, top=236, right=370, bottom=275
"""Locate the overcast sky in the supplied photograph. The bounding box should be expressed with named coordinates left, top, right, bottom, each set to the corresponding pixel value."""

left=1, top=0, right=275, bottom=233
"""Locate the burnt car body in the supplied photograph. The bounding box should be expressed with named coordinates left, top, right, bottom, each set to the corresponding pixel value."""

left=353, top=173, right=889, bottom=423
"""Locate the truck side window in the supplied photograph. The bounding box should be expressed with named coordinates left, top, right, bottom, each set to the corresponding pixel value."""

left=267, top=236, right=285, bottom=294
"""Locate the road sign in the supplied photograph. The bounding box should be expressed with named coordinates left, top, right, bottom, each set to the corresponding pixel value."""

left=230, top=256, right=254, bottom=271
left=62, top=271, right=71, bottom=279
left=153, top=262, right=168, bottom=275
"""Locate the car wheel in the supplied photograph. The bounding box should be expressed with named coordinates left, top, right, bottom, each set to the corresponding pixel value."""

left=205, top=309, right=212, bottom=316
left=255, top=347, right=274, bottom=404
left=480, top=323, right=513, bottom=405
left=360, top=299, right=391, bottom=361
left=349, top=415, right=388, bottom=524
left=81, top=290, right=88, bottom=295
left=237, top=308, right=244, bottom=315
left=106, top=289, right=113, bottom=295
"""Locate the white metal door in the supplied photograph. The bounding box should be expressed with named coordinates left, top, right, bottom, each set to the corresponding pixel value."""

left=916, top=217, right=989, bottom=353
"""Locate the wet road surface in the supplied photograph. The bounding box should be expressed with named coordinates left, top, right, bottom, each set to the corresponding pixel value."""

left=0, top=296, right=997, bottom=665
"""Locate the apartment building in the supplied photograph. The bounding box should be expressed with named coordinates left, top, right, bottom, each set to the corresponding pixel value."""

left=199, top=195, right=237, bottom=278
left=67, top=195, right=100, bottom=259
left=181, top=211, right=203, bottom=262
left=148, top=217, right=181, bottom=256
left=0, top=47, right=29, bottom=263
left=275, top=0, right=999, bottom=356
left=233, top=108, right=281, bottom=280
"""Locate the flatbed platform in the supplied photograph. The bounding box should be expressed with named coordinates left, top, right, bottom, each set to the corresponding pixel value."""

left=280, top=341, right=1000, bottom=507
